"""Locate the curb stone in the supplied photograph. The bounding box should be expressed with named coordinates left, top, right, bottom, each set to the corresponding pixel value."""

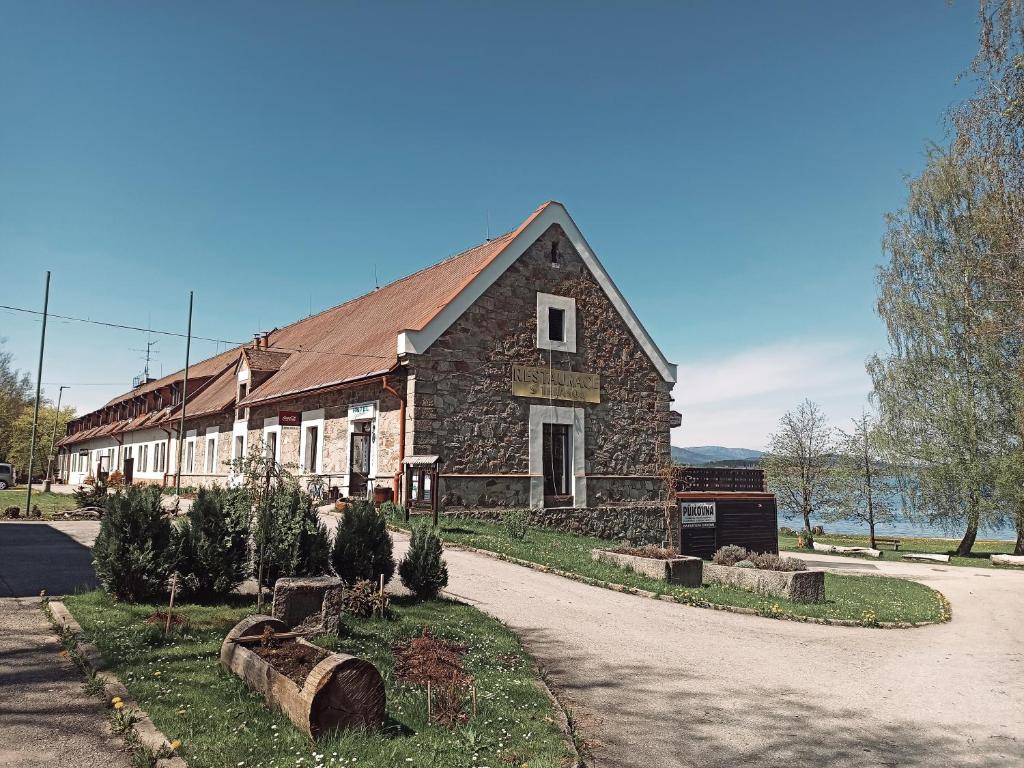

left=44, top=599, right=187, bottom=768
left=387, top=525, right=952, bottom=629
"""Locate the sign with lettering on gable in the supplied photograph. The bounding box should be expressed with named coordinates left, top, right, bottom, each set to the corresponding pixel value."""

left=679, top=501, right=716, bottom=528
left=511, top=365, right=601, bottom=404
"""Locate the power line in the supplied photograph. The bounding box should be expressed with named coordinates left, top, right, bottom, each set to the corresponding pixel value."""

left=0, top=304, right=239, bottom=345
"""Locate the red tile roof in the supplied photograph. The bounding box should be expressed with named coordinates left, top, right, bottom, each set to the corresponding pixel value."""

left=63, top=202, right=558, bottom=442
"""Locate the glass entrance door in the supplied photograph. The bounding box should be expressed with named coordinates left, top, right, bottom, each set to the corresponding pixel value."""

left=542, top=423, right=572, bottom=507
left=349, top=423, right=371, bottom=497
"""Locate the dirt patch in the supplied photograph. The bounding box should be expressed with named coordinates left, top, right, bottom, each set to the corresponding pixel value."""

left=249, top=633, right=330, bottom=686
left=609, top=545, right=680, bottom=560
left=394, top=628, right=472, bottom=689
left=394, top=629, right=473, bottom=725
left=144, top=611, right=188, bottom=629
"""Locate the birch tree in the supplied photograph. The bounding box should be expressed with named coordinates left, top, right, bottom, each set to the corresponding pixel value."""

left=762, top=399, right=838, bottom=547
left=827, top=412, right=897, bottom=550
left=868, top=149, right=1007, bottom=556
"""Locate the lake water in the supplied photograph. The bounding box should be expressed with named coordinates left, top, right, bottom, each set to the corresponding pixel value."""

left=784, top=513, right=1018, bottom=540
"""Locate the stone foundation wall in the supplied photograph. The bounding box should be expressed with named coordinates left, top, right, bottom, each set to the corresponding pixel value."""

left=439, top=476, right=531, bottom=508
left=586, top=476, right=664, bottom=505
left=449, top=503, right=668, bottom=546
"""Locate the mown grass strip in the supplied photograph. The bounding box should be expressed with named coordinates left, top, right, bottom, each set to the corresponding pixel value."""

left=779, top=532, right=1022, bottom=569
left=393, top=515, right=949, bottom=626
left=64, top=590, right=574, bottom=768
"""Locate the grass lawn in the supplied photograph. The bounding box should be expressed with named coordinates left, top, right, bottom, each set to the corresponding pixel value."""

left=63, top=590, right=574, bottom=768
left=391, top=515, right=948, bottom=626
left=0, top=489, right=79, bottom=517
left=779, top=532, right=1022, bottom=569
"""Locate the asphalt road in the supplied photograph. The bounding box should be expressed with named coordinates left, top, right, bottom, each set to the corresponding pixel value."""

left=0, top=523, right=129, bottom=767
left=4, top=519, right=1021, bottom=768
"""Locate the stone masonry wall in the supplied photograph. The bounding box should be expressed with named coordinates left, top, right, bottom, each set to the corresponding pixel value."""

left=243, top=376, right=405, bottom=497
left=449, top=504, right=668, bottom=546
left=410, top=223, right=672, bottom=506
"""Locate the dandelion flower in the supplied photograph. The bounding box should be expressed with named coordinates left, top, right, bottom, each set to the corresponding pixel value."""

left=170, top=739, right=182, bottom=751
left=114, top=701, right=125, bottom=710
left=111, top=696, right=122, bottom=704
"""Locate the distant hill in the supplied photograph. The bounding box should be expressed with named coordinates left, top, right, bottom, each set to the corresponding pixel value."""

left=671, top=446, right=763, bottom=466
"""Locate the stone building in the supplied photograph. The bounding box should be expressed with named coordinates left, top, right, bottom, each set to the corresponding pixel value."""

left=57, top=202, right=678, bottom=510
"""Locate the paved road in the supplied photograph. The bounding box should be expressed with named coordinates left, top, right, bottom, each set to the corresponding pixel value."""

left=0, top=523, right=129, bottom=767
left=5, top=519, right=1022, bottom=768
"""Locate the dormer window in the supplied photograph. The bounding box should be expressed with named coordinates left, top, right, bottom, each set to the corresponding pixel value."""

left=536, top=293, right=576, bottom=353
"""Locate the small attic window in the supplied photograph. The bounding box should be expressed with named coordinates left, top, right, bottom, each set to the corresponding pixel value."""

left=549, top=241, right=560, bottom=268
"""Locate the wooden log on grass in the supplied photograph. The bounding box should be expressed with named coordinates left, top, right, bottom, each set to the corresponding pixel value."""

left=991, top=554, right=1024, bottom=567
left=220, top=615, right=385, bottom=738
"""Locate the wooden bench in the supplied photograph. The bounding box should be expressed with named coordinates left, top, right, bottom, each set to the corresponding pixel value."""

left=874, top=537, right=902, bottom=551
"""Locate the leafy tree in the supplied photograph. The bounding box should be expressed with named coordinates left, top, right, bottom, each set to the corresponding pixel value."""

left=952, top=0, right=1024, bottom=554
left=173, top=487, right=250, bottom=599
left=762, top=400, right=838, bottom=547
left=7, top=404, right=75, bottom=479
left=330, top=501, right=395, bottom=585
left=0, top=340, right=32, bottom=463
left=868, top=148, right=1007, bottom=556
left=92, top=486, right=173, bottom=602
left=398, top=524, right=448, bottom=599
left=827, top=413, right=897, bottom=550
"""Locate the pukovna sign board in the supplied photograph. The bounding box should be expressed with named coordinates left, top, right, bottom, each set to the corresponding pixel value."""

left=679, top=500, right=716, bottom=528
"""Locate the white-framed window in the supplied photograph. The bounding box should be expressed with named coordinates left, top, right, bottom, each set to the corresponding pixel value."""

left=185, top=439, right=195, bottom=473
left=263, top=418, right=281, bottom=464
left=206, top=436, right=216, bottom=473
left=299, top=409, right=325, bottom=474
left=536, top=293, right=577, bottom=353
left=140, top=445, right=149, bottom=473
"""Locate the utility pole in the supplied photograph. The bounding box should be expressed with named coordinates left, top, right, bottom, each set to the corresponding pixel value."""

left=25, top=271, right=50, bottom=516
left=43, top=385, right=69, bottom=493
left=174, top=291, right=193, bottom=497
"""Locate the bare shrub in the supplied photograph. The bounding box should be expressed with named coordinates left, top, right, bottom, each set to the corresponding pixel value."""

left=712, top=545, right=749, bottom=566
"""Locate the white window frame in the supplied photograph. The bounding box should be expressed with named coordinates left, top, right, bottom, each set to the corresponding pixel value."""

left=263, top=417, right=281, bottom=465
left=299, top=409, right=325, bottom=475
left=536, top=293, right=577, bottom=353
left=528, top=404, right=586, bottom=509
left=185, top=430, right=197, bottom=474
left=232, top=420, right=248, bottom=462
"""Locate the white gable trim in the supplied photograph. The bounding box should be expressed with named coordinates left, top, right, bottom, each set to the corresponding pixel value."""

left=396, top=203, right=677, bottom=383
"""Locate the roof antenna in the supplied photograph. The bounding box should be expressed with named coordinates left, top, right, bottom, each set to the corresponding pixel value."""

left=373, top=264, right=379, bottom=290
left=486, top=211, right=491, bottom=242
left=308, top=293, right=313, bottom=317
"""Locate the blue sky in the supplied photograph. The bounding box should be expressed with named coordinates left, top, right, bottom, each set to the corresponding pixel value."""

left=0, top=1, right=980, bottom=448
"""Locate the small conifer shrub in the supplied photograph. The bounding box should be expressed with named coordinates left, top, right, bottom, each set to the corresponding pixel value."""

left=398, top=524, right=448, bottom=600
left=92, top=486, right=172, bottom=602
left=173, top=487, right=250, bottom=599
left=331, top=501, right=395, bottom=585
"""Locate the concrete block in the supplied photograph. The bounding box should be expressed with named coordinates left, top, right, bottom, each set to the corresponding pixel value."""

left=272, top=576, right=343, bottom=628
left=591, top=549, right=703, bottom=587
left=991, top=554, right=1024, bottom=567
left=902, top=553, right=950, bottom=563
left=703, top=562, right=825, bottom=603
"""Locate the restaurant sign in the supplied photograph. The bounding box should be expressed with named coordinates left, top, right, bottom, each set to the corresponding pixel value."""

left=679, top=501, right=716, bottom=529
left=511, top=365, right=601, bottom=404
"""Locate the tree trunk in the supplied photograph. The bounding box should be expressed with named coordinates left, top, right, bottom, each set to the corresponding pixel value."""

left=802, top=507, right=812, bottom=547
left=956, top=510, right=979, bottom=557
left=1015, top=513, right=1024, bottom=556
left=868, top=518, right=876, bottom=551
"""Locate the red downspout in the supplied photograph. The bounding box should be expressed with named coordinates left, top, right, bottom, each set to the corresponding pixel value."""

left=381, top=374, right=405, bottom=504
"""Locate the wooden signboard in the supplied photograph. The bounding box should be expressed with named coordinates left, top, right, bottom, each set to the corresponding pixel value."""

left=279, top=411, right=301, bottom=427
left=511, top=365, right=600, bottom=403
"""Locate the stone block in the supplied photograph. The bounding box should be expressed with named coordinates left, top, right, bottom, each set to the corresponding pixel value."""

left=321, top=585, right=345, bottom=635
left=591, top=549, right=702, bottom=586
left=272, top=576, right=343, bottom=628
left=703, top=562, right=825, bottom=603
